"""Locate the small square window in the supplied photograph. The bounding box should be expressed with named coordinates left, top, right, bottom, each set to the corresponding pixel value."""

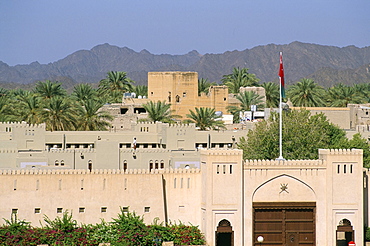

left=12, top=208, right=18, bottom=214
left=101, top=207, right=107, bottom=213
left=122, top=207, right=129, bottom=213
left=144, top=207, right=150, bottom=213
left=57, top=208, right=63, bottom=213
left=35, top=208, right=41, bottom=214
left=79, top=207, right=85, bottom=213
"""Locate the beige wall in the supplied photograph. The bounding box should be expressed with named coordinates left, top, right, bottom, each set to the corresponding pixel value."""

left=0, top=148, right=366, bottom=245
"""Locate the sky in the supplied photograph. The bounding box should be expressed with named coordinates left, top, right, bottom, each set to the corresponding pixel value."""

left=0, top=0, right=369, bottom=66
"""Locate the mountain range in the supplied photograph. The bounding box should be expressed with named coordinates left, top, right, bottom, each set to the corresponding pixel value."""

left=1, top=41, right=370, bottom=89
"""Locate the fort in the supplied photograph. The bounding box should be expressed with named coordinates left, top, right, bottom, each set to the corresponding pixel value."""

left=1, top=72, right=370, bottom=245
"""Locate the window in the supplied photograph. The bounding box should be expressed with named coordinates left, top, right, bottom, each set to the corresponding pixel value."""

left=12, top=208, right=18, bottom=214
left=149, top=161, right=153, bottom=171
left=55, top=160, right=59, bottom=166
left=174, top=178, right=177, bottom=188
left=79, top=207, right=85, bottom=213
left=34, top=208, right=41, bottom=214
left=187, top=178, right=190, bottom=189
left=60, top=160, right=64, bottom=166
left=81, top=179, right=84, bottom=190
left=122, top=207, right=129, bottom=213
left=350, top=165, right=353, bottom=173
left=183, top=92, right=187, bottom=97
left=13, top=180, right=17, bottom=191
left=223, top=165, right=226, bottom=174
left=217, top=165, right=220, bottom=174
left=344, top=164, right=347, bottom=174
left=337, top=165, right=340, bottom=174
left=155, top=160, right=159, bottom=169
left=57, top=208, right=63, bottom=214
left=123, top=160, right=127, bottom=172
left=160, top=160, right=164, bottom=169
left=101, top=207, right=107, bottom=213
left=230, top=165, right=233, bottom=174
left=176, top=95, right=180, bottom=102
left=144, top=207, right=150, bottom=213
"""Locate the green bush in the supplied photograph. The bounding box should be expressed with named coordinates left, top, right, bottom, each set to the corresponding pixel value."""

left=0, top=210, right=206, bottom=246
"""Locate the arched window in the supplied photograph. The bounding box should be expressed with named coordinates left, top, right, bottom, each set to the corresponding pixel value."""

left=149, top=160, right=153, bottom=171
left=55, top=160, right=59, bottom=166
left=88, top=160, right=92, bottom=172
left=123, top=160, right=128, bottom=172
left=176, top=95, right=180, bottom=102
left=160, top=160, right=164, bottom=169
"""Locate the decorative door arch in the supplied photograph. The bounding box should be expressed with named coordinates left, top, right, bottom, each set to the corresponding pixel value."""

left=336, top=219, right=354, bottom=246
left=215, top=219, right=233, bottom=246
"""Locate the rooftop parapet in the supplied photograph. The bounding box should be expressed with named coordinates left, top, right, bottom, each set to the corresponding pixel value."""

left=0, top=167, right=201, bottom=176
left=319, top=149, right=363, bottom=155
left=0, top=122, right=46, bottom=129
left=244, top=159, right=324, bottom=167
left=200, top=149, right=243, bottom=156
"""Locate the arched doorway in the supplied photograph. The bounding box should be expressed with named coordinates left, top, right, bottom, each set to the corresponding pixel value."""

left=336, top=219, right=354, bottom=246
left=215, top=219, right=233, bottom=246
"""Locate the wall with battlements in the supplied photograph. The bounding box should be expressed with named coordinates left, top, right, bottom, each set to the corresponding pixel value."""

left=0, top=136, right=366, bottom=245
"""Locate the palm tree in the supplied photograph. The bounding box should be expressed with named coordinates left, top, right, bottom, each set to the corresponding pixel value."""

left=71, top=84, right=97, bottom=103
left=185, top=107, right=226, bottom=131
left=98, top=71, right=135, bottom=103
left=142, top=100, right=180, bottom=123
left=325, top=83, right=366, bottom=107
left=41, top=96, right=77, bottom=131
left=261, top=82, right=279, bottom=108
left=131, top=85, right=148, bottom=97
left=227, top=91, right=264, bottom=123
left=287, top=78, right=325, bottom=107
left=0, top=96, right=14, bottom=122
left=13, top=92, right=43, bottom=124
left=75, top=99, right=113, bottom=131
left=352, top=83, right=370, bottom=103
left=34, top=80, right=66, bottom=99
left=198, top=78, right=216, bottom=95
left=221, top=67, right=260, bottom=94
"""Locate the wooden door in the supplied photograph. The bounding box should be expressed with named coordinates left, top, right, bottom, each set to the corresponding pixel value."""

left=253, top=202, right=315, bottom=246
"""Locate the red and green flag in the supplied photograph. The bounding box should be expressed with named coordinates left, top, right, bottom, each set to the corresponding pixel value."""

left=278, top=52, right=286, bottom=98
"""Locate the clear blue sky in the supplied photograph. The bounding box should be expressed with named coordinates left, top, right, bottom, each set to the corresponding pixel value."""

left=1, top=0, right=369, bottom=66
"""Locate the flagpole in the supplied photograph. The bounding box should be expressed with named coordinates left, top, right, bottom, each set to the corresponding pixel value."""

left=277, top=52, right=285, bottom=161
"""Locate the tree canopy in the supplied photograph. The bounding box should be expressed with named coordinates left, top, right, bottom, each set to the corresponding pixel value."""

left=185, top=107, right=226, bottom=131
left=238, top=109, right=370, bottom=166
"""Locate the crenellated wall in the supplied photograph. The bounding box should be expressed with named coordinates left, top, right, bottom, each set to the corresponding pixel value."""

left=0, top=167, right=202, bottom=227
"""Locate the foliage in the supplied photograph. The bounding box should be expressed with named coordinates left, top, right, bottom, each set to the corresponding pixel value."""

left=98, top=71, right=134, bottom=103
left=34, top=80, right=66, bottom=99
left=142, top=100, right=181, bottom=123
left=43, top=211, right=78, bottom=233
left=325, top=83, right=366, bottom=107
left=198, top=78, right=216, bottom=95
left=238, top=109, right=348, bottom=160
left=71, top=83, right=97, bottom=103
left=169, top=223, right=205, bottom=245
left=75, top=99, right=113, bottom=131
left=286, top=78, right=326, bottom=107
left=261, top=82, right=279, bottom=108
left=221, top=67, right=260, bottom=93
left=0, top=210, right=206, bottom=245
left=131, top=84, right=148, bottom=97
left=345, top=133, right=370, bottom=167
left=41, top=96, right=77, bottom=131
left=185, top=107, right=226, bottom=131
left=227, top=91, right=265, bottom=123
